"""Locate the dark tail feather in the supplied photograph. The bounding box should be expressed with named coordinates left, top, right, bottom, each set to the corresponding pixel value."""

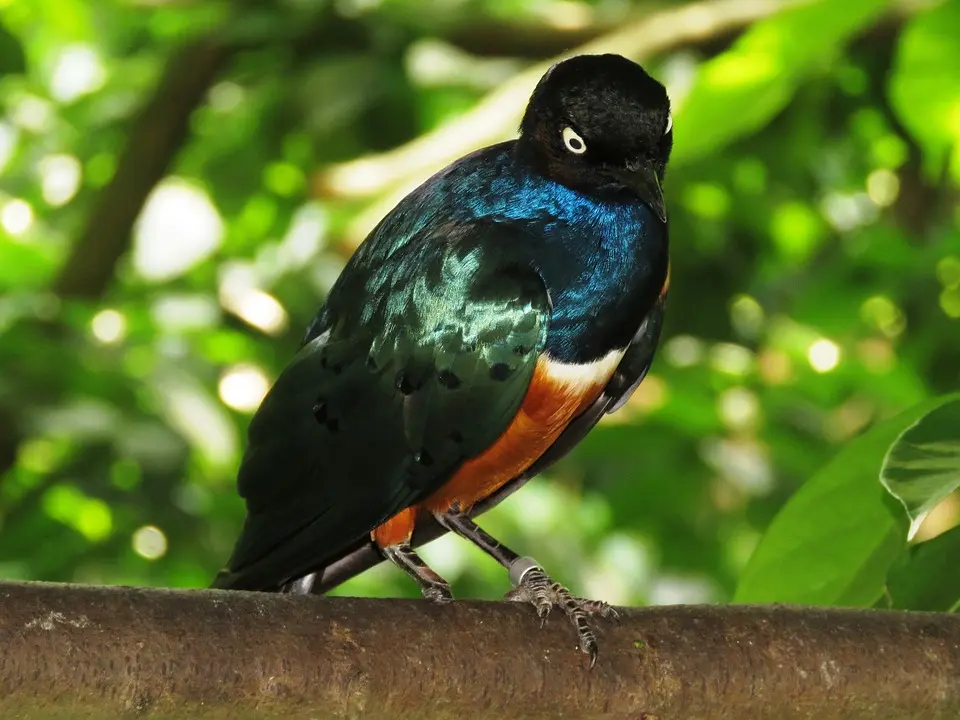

left=214, top=479, right=541, bottom=594
left=210, top=566, right=261, bottom=591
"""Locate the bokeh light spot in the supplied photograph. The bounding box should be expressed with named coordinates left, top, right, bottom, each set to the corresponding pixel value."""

left=710, top=343, right=753, bottom=376
left=866, top=169, right=900, bottom=207
left=730, top=294, right=765, bottom=339
left=218, top=365, right=271, bottom=413
left=133, top=179, right=225, bottom=282
left=664, top=335, right=703, bottom=367
left=808, top=339, right=841, bottom=373
left=133, top=525, right=168, bottom=560
left=719, top=387, right=759, bottom=430
left=39, top=154, right=82, bottom=206
left=1, top=199, right=34, bottom=236
left=49, top=45, right=106, bottom=103
left=91, top=309, right=128, bottom=345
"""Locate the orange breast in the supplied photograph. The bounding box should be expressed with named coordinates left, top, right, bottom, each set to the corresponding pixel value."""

left=421, top=356, right=611, bottom=515
left=371, top=351, right=623, bottom=548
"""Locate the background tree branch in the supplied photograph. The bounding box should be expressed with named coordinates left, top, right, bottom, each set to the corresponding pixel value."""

left=1, top=581, right=958, bottom=719
left=51, top=39, right=230, bottom=300
left=0, top=38, right=231, bottom=493
left=0, top=6, right=372, bottom=492
left=313, top=0, right=812, bottom=205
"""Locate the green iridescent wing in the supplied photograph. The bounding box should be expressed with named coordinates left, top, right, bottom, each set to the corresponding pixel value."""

left=215, top=222, right=550, bottom=590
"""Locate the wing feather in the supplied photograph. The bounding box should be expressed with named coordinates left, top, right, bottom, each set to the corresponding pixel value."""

left=214, top=222, right=550, bottom=590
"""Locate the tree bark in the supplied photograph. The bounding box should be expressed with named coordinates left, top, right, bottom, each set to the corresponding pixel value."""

left=1, top=581, right=958, bottom=719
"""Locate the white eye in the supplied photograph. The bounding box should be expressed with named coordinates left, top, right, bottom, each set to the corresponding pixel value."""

left=562, top=126, right=586, bottom=154
left=665, top=112, right=673, bottom=135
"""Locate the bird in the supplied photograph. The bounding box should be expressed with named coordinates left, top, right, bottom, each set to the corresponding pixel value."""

left=213, top=53, right=673, bottom=665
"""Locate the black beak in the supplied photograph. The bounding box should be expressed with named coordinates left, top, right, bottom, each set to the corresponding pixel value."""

left=616, top=164, right=667, bottom=223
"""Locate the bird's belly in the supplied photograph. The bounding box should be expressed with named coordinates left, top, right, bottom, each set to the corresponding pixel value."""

left=371, top=350, right=622, bottom=548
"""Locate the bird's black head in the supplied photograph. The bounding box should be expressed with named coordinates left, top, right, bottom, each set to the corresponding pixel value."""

left=518, top=54, right=672, bottom=222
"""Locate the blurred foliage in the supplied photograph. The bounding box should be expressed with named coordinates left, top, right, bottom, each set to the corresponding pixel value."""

left=0, top=0, right=957, bottom=614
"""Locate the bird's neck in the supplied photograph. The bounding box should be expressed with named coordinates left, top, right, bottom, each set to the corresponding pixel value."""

left=500, top=156, right=667, bottom=365
left=417, top=143, right=669, bottom=364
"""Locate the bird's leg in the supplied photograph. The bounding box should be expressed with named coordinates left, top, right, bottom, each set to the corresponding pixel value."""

left=381, top=543, right=454, bottom=603
left=435, top=510, right=616, bottom=665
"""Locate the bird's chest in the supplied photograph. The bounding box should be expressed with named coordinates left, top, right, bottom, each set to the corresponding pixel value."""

left=421, top=350, right=619, bottom=514
left=543, top=220, right=667, bottom=363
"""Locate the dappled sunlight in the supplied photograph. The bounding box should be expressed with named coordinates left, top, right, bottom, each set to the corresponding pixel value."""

left=7, top=92, right=53, bottom=133
left=150, top=294, right=221, bottom=332
left=718, top=386, right=760, bottom=431
left=0, top=198, right=32, bottom=236
left=218, top=281, right=289, bottom=336
left=133, top=180, right=225, bottom=282
left=866, top=168, right=900, bottom=207
left=709, top=342, right=754, bottom=377
left=90, top=308, right=127, bottom=345
left=664, top=334, right=704, bottom=367
left=807, top=338, right=841, bottom=373
left=48, top=44, right=106, bottom=103
left=38, top=154, right=82, bottom=207
left=217, top=364, right=271, bottom=413
left=132, top=525, right=168, bottom=561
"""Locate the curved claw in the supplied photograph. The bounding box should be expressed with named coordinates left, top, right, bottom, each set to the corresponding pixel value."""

left=506, top=568, right=609, bottom=667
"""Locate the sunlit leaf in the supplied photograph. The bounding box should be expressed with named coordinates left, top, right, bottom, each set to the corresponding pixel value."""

left=880, top=399, right=960, bottom=540
left=734, top=395, right=960, bottom=606
left=674, top=0, right=890, bottom=164
left=888, top=0, right=960, bottom=180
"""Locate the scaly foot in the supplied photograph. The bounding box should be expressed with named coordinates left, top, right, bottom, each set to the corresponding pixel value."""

left=382, top=543, right=454, bottom=603
left=504, top=558, right=618, bottom=667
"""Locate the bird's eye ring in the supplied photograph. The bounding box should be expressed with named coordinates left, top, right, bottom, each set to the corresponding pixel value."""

left=562, top=127, right=587, bottom=154
left=665, top=112, right=673, bottom=135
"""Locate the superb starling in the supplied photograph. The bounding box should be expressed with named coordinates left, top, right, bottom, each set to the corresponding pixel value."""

left=214, top=53, right=672, bottom=664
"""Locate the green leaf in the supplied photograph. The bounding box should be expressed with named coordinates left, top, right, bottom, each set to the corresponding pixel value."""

left=882, top=525, right=960, bottom=612
left=888, top=0, right=960, bottom=181
left=0, top=19, right=26, bottom=77
left=734, top=394, right=960, bottom=606
left=880, top=398, right=960, bottom=540
left=674, top=0, right=890, bottom=164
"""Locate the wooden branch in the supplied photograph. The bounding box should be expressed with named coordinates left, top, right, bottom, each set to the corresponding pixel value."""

left=2, top=581, right=958, bottom=719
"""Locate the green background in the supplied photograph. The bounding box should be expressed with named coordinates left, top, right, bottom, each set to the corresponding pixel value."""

left=0, top=0, right=957, bottom=611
